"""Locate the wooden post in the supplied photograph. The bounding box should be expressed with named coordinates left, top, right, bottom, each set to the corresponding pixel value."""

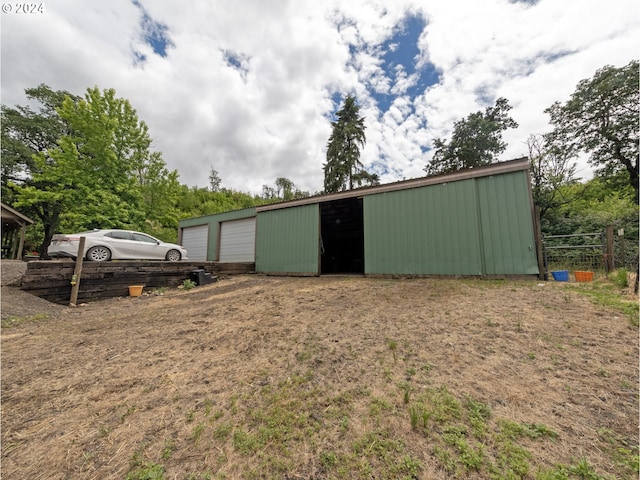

left=605, top=225, right=615, bottom=272
left=69, top=237, right=86, bottom=306
left=618, top=229, right=625, bottom=269
left=17, top=225, right=26, bottom=260
left=533, top=206, right=545, bottom=280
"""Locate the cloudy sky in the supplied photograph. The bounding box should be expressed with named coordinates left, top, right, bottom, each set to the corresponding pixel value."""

left=1, top=0, right=638, bottom=194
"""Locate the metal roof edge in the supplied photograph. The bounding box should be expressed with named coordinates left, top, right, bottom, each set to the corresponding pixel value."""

left=1, top=202, right=35, bottom=224
left=256, top=157, right=529, bottom=212
left=178, top=206, right=257, bottom=225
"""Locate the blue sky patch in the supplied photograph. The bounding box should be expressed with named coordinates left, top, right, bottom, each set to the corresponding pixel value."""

left=222, top=50, right=250, bottom=79
left=132, top=0, right=174, bottom=63
left=374, top=14, right=439, bottom=114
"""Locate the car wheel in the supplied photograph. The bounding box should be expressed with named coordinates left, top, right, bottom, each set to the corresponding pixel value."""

left=86, top=246, right=111, bottom=262
left=165, top=249, right=181, bottom=261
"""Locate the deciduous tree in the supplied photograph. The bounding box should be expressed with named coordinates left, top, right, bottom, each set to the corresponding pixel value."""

left=527, top=134, right=579, bottom=221
left=5, top=86, right=180, bottom=255
left=545, top=60, right=639, bottom=204
left=1, top=84, right=79, bottom=197
left=425, top=97, right=518, bottom=176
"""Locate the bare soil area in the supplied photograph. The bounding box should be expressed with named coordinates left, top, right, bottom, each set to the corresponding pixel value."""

left=1, top=269, right=638, bottom=479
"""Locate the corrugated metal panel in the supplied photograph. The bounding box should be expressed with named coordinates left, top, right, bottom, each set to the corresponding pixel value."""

left=476, top=172, right=539, bottom=275
left=219, top=217, right=256, bottom=262
left=255, top=204, right=319, bottom=274
left=364, top=179, right=484, bottom=275
left=178, top=207, right=256, bottom=261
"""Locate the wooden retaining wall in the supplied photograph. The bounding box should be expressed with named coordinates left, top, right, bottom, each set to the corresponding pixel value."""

left=21, top=260, right=255, bottom=305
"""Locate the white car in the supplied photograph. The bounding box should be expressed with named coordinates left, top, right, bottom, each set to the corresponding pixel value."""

left=47, top=229, right=188, bottom=262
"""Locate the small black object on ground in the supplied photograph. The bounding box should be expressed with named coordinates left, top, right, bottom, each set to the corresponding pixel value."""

left=190, top=269, right=218, bottom=286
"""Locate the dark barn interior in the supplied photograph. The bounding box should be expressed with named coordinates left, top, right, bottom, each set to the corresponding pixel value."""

left=320, top=197, right=364, bottom=274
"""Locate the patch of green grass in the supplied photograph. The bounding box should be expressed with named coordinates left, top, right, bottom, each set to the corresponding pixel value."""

left=535, top=458, right=608, bottom=480
left=497, top=419, right=559, bottom=441
left=569, top=280, right=639, bottom=327
left=203, top=399, right=213, bottom=417
left=126, top=462, right=166, bottom=480
left=387, top=338, right=398, bottom=363
left=181, top=279, right=197, bottom=290
left=133, top=360, right=621, bottom=480
left=127, top=447, right=165, bottom=480
left=212, top=421, right=233, bottom=441
left=426, top=385, right=462, bottom=423
left=398, top=382, right=412, bottom=404
left=191, top=423, right=205, bottom=444
left=319, top=450, right=338, bottom=470
left=406, top=386, right=563, bottom=479
left=597, top=428, right=640, bottom=476
left=185, top=409, right=195, bottom=422
left=346, top=429, right=423, bottom=479
left=611, top=268, right=629, bottom=289
left=120, top=405, right=138, bottom=423
left=1, top=312, right=48, bottom=328
left=369, top=397, right=393, bottom=418
left=232, top=428, right=260, bottom=455
left=161, top=438, right=175, bottom=460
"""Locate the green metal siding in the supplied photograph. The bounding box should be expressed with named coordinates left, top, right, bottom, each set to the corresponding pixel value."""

left=364, top=172, right=539, bottom=276
left=179, top=160, right=539, bottom=276
left=364, top=179, right=484, bottom=275
left=179, top=207, right=256, bottom=261
left=476, top=172, right=539, bottom=275
left=255, top=204, right=319, bottom=274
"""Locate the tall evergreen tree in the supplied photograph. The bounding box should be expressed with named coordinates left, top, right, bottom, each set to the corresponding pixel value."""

left=323, top=95, right=378, bottom=192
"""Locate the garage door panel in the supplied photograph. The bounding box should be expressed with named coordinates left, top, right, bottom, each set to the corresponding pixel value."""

left=220, top=218, right=256, bottom=262
left=182, top=225, right=209, bottom=261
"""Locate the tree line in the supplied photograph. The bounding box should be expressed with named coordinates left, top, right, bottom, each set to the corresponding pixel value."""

left=1, top=60, right=637, bottom=257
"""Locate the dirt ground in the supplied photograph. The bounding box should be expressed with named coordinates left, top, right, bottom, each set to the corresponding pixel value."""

left=1, top=261, right=638, bottom=479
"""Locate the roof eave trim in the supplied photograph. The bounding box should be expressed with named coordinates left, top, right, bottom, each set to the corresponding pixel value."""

left=256, top=157, right=529, bottom=212
left=1, top=202, right=35, bottom=224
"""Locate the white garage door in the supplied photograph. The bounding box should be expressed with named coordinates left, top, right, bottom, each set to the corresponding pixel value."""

left=219, top=217, right=256, bottom=262
left=181, top=224, right=209, bottom=261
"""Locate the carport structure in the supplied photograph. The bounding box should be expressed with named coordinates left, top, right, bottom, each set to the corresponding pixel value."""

left=1, top=202, right=34, bottom=260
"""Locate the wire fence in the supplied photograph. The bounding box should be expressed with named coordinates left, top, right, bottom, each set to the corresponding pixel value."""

left=614, top=233, right=639, bottom=272
left=543, top=232, right=606, bottom=276
left=543, top=230, right=638, bottom=279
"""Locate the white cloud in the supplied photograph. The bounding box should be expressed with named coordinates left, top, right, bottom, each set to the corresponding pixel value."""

left=1, top=0, right=638, bottom=194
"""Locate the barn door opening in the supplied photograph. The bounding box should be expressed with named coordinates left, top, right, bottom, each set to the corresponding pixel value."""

left=320, top=197, right=364, bottom=274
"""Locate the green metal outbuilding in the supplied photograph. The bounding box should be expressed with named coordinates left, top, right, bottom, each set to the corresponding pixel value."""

left=178, top=158, right=540, bottom=278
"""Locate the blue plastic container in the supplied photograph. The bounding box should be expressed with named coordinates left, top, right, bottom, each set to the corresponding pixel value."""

left=551, top=270, right=569, bottom=282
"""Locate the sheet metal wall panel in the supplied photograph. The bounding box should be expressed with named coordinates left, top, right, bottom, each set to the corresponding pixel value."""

left=364, top=179, right=484, bottom=275
left=255, top=204, right=319, bottom=274
left=219, top=217, right=256, bottom=262
left=476, top=172, right=539, bottom=275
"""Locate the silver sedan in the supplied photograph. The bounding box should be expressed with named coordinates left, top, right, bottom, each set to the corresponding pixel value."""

left=47, top=229, right=189, bottom=262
